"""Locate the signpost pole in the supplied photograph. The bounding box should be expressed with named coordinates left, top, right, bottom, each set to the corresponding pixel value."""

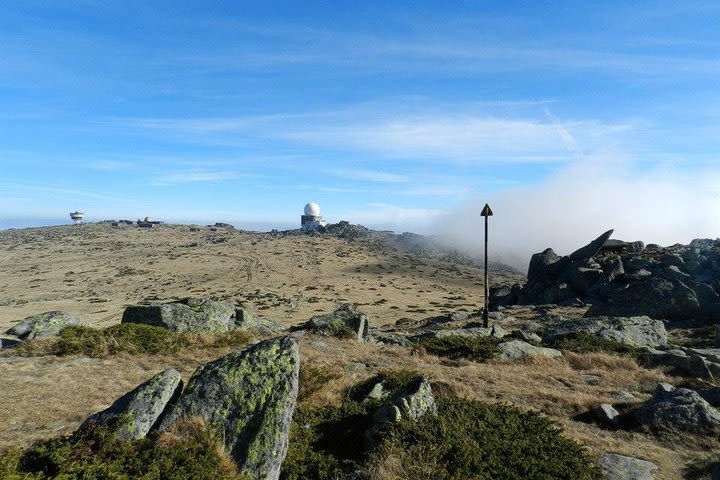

left=481, top=203, right=493, bottom=328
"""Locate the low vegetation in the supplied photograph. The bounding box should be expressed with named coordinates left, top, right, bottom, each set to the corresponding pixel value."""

left=282, top=370, right=602, bottom=480
left=543, top=332, right=643, bottom=356
left=420, top=335, right=502, bottom=362
left=15, top=324, right=252, bottom=358
left=0, top=419, right=247, bottom=480
left=297, top=364, right=341, bottom=402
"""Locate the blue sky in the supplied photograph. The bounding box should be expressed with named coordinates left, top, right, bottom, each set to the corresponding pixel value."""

left=1, top=1, right=720, bottom=237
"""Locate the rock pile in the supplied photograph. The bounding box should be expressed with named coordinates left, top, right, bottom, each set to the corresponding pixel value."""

left=491, top=231, right=720, bottom=322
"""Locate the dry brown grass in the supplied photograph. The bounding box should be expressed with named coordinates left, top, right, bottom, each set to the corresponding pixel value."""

left=1, top=225, right=716, bottom=479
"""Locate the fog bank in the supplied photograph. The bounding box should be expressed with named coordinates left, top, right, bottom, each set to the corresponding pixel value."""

left=434, top=155, right=720, bottom=272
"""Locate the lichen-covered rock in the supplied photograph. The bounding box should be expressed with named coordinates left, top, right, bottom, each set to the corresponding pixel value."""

left=600, top=453, right=658, bottom=480
left=80, top=368, right=182, bottom=440
left=639, top=348, right=720, bottom=381
left=412, top=326, right=507, bottom=341
left=299, top=303, right=369, bottom=341
left=121, top=298, right=236, bottom=333
left=635, top=383, right=720, bottom=433
left=373, top=377, right=437, bottom=428
left=159, top=336, right=299, bottom=480
left=544, top=316, right=667, bottom=348
left=234, top=308, right=282, bottom=334
left=0, top=334, right=22, bottom=349
left=5, top=311, right=87, bottom=340
left=498, top=340, right=562, bottom=361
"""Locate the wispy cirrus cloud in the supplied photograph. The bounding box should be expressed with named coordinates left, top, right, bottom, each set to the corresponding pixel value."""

left=325, top=168, right=409, bottom=183
left=150, top=170, right=256, bottom=186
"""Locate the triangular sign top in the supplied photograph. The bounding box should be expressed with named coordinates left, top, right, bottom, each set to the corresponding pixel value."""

left=481, top=203, right=493, bottom=216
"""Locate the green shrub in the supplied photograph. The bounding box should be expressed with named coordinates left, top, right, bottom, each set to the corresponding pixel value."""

left=370, top=396, right=603, bottom=480
left=421, top=335, right=501, bottom=361
left=283, top=373, right=602, bottom=480
left=543, top=332, right=643, bottom=356
left=0, top=420, right=247, bottom=480
left=17, top=324, right=251, bottom=358
left=281, top=401, right=375, bottom=480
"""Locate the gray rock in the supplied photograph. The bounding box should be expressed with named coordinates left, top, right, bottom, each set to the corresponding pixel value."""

left=698, top=387, right=720, bottom=408
left=544, top=316, right=667, bottom=348
left=511, top=330, right=542, bottom=344
left=449, top=311, right=470, bottom=322
left=639, top=348, right=720, bottom=381
left=122, top=298, right=237, bottom=333
left=373, top=377, right=437, bottom=425
left=80, top=368, right=182, bottom=440
left=635, top=383, right=720, bottom=433
left=346, top=362, right=367, bottom=374
left=586, top=277, right=700, bottom=321
left=600, top=453, right=658, bottom=480
left=301, top=303, right=369, bottom=341
left=5, top=311, right=87, bottom=340
left=528, top=248, right=561, bottom=282
left=611, top=391, right=639, bottom=403
left=565, top=265, right=604, bottom=295
left=234, top=308, right=282, bottom=334
left=412, top=326, right=506, bottom=341
left=160, top=336, right=299, bottom=480
left=488, top=283, right=521, bottom=310
left=364, top=381, right=389, bottom=402
left=498, top=340, right=562, bottom=361
left=0, top=334, right=22, bottom=349
left=568, top=229, right=614, bottom=261
left=593, top=403, right=620, bottom=427
left=371, top=332, right=412, bottom=347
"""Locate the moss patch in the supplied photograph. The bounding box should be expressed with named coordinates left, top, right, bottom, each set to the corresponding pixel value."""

left=16, top=323, right=252, bottom=358
left=0, top=420, right=248, bottom=480
left=543, top=332, right=643, bottom=356
left=421, top=335, right=502, bottom=362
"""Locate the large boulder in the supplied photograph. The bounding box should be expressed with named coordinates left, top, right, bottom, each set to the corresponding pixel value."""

left=121, top=298, right=237, bottom=333
left=80, top=368, right=182, bottom=440
left=600, top=453, right=658, bottom=480
left=635, top=383, right=720, bottom=433
left=234, top=308, right=282, bottom=334
left=5, top=311, right=87, bottom=340
left=527, top=248, right=562, bottom=282
left=585, top=277, right=700, bottom=321
left=298, top=303, right=369, bottom=341
left=497, top=340, right=562, bottom=361
left=412, top=324, right=507, bottom=341
left=0, top=334, right=22, bottom=349
left=569, top=229, right=614, bottom=261
left=159, top=336, right=299, bottom=480
left=544, top=316, right=667, bottom=348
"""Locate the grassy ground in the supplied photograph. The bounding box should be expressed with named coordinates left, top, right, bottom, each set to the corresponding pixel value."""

left=0, top=225, right=717, bottom=479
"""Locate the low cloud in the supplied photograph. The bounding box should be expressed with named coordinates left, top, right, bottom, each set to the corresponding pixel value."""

left=435, top=153, right=720, bottom=271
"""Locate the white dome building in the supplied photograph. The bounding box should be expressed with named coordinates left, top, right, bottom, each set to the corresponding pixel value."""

left=301, top=202, right=327, bottom=230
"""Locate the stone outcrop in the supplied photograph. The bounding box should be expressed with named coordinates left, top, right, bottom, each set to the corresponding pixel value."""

left=80, top=368, right=182, bottom=440
left=490, top=232, right=720, bottom=323
left=411, top=324, right=507, bottom=341
left=497, top=340, right=562, bottom=361
left=159, top=336, right=299, bottom=480
left=5, top=311, right=87, bottom=340
left=295, top=303, right=370, bottom=341
left=600, top=453, right=658, bottom=480
left=121, top=298, right=273, bottom=334
left=635, top=383, right=720, bottom=433
left=373, top=377, right=437, bottom=425
left=639, top=347, right=720, bottom=381
left=122, top=298, right=237, bottom=333
left=544, top=316, right=667, bottom=348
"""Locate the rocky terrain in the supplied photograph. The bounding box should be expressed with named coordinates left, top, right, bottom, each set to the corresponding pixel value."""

left=1, top=224, right=720, bottom=479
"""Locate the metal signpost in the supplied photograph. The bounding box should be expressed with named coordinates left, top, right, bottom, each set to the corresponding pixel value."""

left=481, top=203, right=493, bottom=328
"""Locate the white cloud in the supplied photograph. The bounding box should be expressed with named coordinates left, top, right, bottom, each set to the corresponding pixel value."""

left=436, top=152, right=720, bottom=270
left=325, top=168, right=409, bottom=183
left=150, top=170, right=252, bottom=186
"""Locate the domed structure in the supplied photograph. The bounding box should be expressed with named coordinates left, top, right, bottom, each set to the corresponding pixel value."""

left=301, top=202, right=327, bottom=230
left=304, top=202, right=321, bottom=216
